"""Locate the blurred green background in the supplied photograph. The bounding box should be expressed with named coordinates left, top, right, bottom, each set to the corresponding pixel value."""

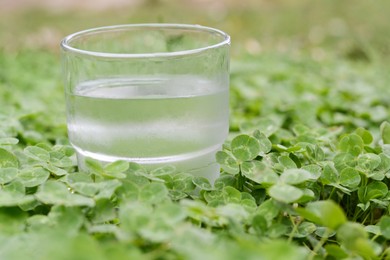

left=0, top=0, right=389, bottom=62
left=0, top=0, right=389, bottom=144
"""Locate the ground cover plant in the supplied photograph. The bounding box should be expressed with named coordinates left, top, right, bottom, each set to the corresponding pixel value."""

left=1, top=0, right=390, bottom=259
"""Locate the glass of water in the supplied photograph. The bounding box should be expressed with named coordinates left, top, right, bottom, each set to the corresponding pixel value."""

left=61, top=24, right=230, bottom=181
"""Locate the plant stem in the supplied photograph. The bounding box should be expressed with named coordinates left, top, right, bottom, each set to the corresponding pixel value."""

left=328, top=186, right=336, bottom=200
left=238, top=173, right=245, bottom=191
left=352, top=207, right=363, bottom=222
left=308, top=228, right=330, bottom=260
left=288, top=215, right=301, bottom=243
left=237, top=164, right=245, bottom=191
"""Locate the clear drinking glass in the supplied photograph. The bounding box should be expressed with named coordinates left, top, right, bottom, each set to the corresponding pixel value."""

left=61, top=24, right=230, bottom=181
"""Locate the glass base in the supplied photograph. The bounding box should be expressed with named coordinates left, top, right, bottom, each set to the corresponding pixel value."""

left=75, top=147, right=221, bottom=183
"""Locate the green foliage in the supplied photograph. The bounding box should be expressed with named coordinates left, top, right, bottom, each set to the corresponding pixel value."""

left=2, top=45, right=390, bottom=259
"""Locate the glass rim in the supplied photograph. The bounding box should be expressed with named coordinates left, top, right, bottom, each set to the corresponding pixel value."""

left=60, top=23, right=230, bottom=58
